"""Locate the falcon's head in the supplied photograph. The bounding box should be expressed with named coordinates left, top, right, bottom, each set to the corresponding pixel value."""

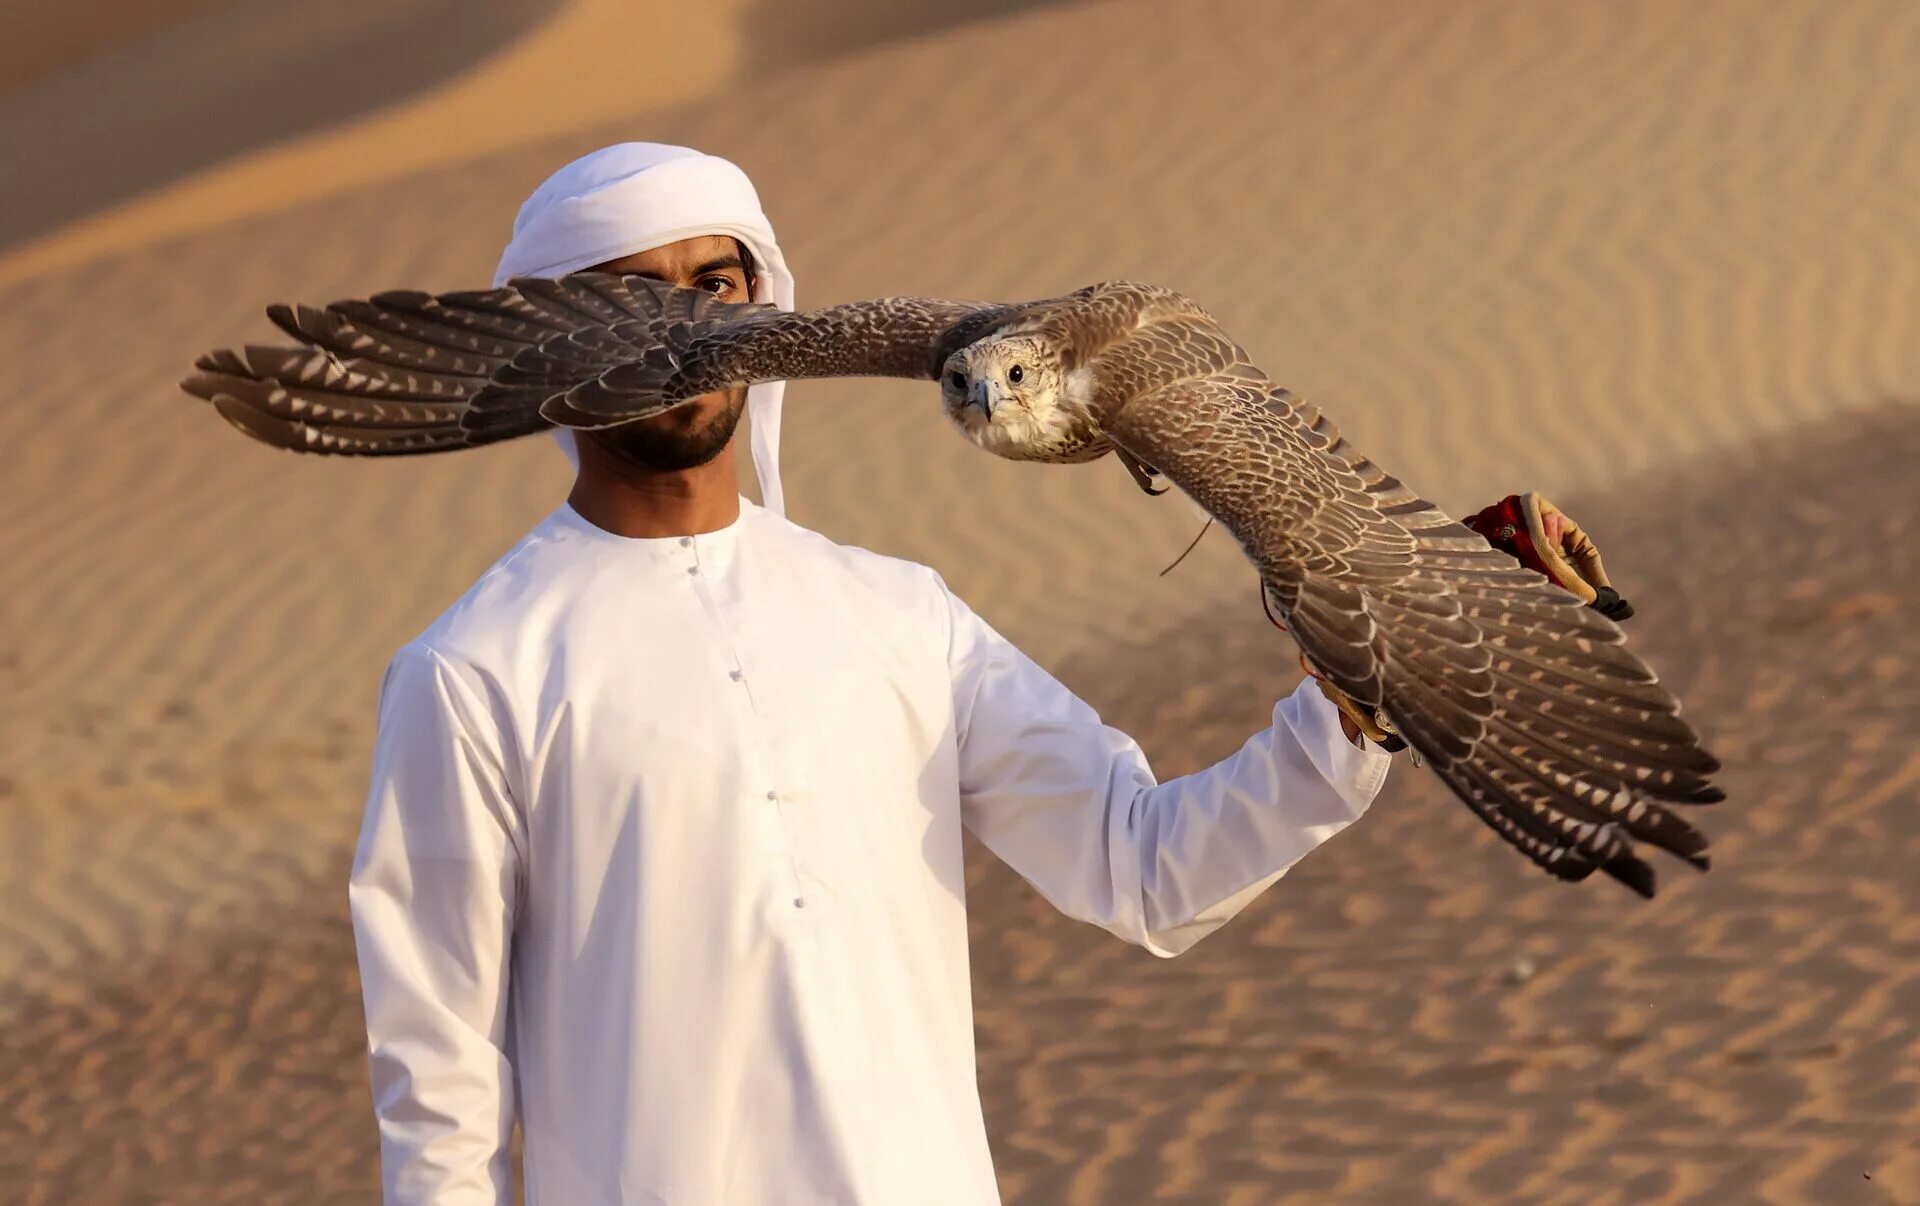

left=940, top=335, right=1106, bottom=463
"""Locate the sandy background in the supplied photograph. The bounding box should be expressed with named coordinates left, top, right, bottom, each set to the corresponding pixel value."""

left=1, top=0, right=1916, bottom=1201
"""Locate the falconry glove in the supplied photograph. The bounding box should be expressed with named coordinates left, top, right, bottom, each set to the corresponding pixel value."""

left=1285, top=493, right=1633, bottom=752
left=1462, top=492, right=1634, bottom=622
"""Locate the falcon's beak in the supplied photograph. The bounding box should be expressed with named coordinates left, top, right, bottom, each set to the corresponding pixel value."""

left=968, top=379, right=994, bottom=419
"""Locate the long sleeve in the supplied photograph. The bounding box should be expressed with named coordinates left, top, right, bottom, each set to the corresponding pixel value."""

left=349, top=645, right=525, bottom=1205
left=943, top=578, right=1391, bottom=957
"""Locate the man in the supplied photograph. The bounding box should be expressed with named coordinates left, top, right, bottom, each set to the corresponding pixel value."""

left=347, top=143, right=1594, bottom=1204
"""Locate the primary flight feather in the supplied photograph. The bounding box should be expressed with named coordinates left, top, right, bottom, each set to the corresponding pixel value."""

left=182, top=274, right=1722, bottom=895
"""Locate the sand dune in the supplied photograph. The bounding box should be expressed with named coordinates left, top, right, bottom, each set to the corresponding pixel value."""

left=1, top=0, right=1916, bottom=1200
left=0, top=0, right=558, bottom=253
left=0, top=0, right=229, bottom=93
left=0, top=0, right=1067, bottom=276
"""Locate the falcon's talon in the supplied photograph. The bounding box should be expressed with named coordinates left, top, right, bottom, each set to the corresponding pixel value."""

left=1116, top=447, right=1168, bottom=496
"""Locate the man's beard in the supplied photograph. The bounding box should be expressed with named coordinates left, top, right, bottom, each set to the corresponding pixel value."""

left=591, top=389, right=746, bottom=472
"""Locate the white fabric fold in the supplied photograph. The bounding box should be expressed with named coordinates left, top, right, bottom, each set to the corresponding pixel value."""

left=493, top=143, right=794, bottom=515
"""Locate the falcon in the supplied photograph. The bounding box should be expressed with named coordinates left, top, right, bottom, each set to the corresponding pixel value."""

left=182, top=275, right=1723, bottom=895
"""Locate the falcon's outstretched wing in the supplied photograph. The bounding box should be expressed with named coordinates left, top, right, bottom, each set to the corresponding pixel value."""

left=181, top=274, right=1012, bottom=454
left=1098, top=317, right=1721, bottom=896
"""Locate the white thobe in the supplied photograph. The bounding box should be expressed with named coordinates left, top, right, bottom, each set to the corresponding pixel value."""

left=349, top=499, right=1390, bottom=1205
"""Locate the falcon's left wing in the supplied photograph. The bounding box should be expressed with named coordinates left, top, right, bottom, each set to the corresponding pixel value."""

left=1099, top=320, right=1721, bottom=895
left=181, top=274, right=1012, bottom=455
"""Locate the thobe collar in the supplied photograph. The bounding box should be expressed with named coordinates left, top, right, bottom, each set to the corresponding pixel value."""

left=550, top=497, right=759, bottom=569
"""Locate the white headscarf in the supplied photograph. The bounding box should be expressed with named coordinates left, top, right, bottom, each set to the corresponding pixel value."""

left=493, top=143, right=793, bottom=515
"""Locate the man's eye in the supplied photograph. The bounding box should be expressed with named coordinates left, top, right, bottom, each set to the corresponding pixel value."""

left=698, top=276, right=735, bottom=296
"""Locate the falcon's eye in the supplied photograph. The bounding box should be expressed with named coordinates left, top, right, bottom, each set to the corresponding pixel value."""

left=1007, top=364, right=1025, bottom=385
left=948, top=370, right=967, bottom=391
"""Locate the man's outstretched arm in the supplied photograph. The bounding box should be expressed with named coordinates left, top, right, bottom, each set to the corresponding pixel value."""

left=349, top=645, right=524, bottom=1205
left=939, top=574, right=1391, bottom=958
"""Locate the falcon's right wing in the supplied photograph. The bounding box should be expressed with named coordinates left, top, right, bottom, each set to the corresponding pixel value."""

left=181, top=274, right=1012, bottom=455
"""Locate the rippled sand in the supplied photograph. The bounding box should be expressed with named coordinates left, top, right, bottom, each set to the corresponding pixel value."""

left=1, top=0, right=1915, bottom=1200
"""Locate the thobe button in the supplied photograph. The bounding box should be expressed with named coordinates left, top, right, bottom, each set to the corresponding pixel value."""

left=679, top=537, right=693, bottom=547
left=792, top=897, right=807, bottom=909
left=729, top=669, right=744, bottom=681
left=686, top=566, right=699, bottom=576
left=765, top=790, right=778, bottom=801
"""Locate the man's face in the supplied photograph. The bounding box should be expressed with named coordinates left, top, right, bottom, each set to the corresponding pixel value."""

left=582, top=234, right=754, bottom=472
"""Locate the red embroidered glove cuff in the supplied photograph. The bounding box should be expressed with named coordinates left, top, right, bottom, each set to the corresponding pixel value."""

left=1463, top=493, right=1634, bottom=621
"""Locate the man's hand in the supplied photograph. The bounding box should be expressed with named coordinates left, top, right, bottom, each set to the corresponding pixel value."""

left=1274, top=493, right=1632, bottom=751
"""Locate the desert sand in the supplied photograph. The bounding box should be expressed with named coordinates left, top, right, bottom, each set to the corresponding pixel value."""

left=1, top=0, right=1915, bottom=1201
